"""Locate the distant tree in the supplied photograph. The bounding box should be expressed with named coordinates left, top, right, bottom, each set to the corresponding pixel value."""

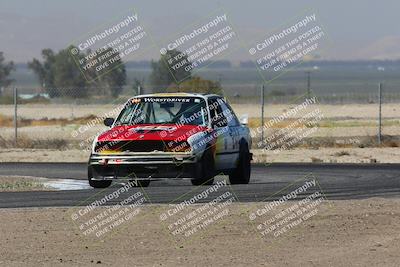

left=53, top=46, right=87, bottom=97
left=29, top=47, right=85, bottom=98
left=88, top=47, right=126, bottom=97
left=167, top=76, right=223, bottom=95
left=0, top=52, right=15, bottom=93
left=29, top=46, right=126, bottom=98
left=149, top=49, right=192, bottom=92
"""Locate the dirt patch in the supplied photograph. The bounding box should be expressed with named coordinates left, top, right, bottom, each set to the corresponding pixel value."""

left=0, top=176, right=47, bottom=191
left=0, top=198, right=399, bottom=266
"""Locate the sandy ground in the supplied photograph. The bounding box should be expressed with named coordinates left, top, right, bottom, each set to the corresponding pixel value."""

left=1, top=147, right=400, bottom=163
left=1, top=103, right=399, bottom=144
left=233, top=103, right=400, bottom=119
left=1, top=103, right=399, bottom=119
left=252, top=147, right=400, bottom=163
left=0, top=149, right=90, bottom=163
left=0, top=198, right=399, bottom=266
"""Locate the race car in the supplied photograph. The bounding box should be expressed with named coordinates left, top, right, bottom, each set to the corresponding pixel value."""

left=88, top=93, right=252, bottom=188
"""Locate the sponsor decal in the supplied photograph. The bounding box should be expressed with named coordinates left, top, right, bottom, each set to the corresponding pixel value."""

left=142, top=97, right=194, bottom=103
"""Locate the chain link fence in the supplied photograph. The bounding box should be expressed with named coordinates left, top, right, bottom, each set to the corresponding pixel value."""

left=0, top=83, right=399, bottom=161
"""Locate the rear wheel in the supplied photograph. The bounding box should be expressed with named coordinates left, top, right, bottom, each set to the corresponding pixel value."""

left=191, top=149, right=215, bottom=186
left=88, top=166, right=112, bottom=188
left=229, top=143, right=251, bottom=184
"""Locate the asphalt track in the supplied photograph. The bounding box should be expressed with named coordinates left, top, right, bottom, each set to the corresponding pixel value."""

left=0, top=163, right=399, bottom=208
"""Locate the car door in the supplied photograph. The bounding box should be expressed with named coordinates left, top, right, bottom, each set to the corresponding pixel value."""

left=208, top=97, right=232, bottom=171
left=219, top=99, right=241, bottom=169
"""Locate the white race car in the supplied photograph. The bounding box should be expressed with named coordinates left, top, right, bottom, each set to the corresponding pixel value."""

left=88, top=93, right=252, bottom=188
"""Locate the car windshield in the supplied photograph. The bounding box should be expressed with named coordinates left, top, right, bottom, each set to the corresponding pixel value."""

left=114, top=97, right=208, bottom=126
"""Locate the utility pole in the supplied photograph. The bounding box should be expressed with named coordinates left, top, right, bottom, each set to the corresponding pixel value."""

left=261, top=84, right=265, bottom=143
left=217, top=73, right=222, bottom=84
left=13, top=87, right=18, bottom=147
left=378, top=83, right=382, bottom=145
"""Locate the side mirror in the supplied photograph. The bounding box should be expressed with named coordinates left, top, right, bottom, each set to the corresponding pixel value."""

left=104, top=117, right=114, bottom=127
left=239, top=114, right=249, bottom=125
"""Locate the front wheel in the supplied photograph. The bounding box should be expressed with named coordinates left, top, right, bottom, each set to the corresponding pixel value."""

left=88, top=166, right=112, bottom=188
left=191, top=149, right=215, bottom=186
left=229, top=143, right=251, bottom=184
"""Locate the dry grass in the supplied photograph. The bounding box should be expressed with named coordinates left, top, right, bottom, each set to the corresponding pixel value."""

left=383, top=140, right=399, bottom=147
left=0, top=134, right=69, bottom=149
left=1, top=133, right=397, bottom=151
left=0, top=113, right=99, bottom=127
left=248, top=117, right=312, bottom=128
left=248, top=117, right=400, bottom=128
left=0, top=111, right=399, bottom=149
left=253, top=135, right=400, bottom=150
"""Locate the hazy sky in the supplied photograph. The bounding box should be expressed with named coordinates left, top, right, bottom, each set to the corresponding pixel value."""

left=1, top=0, right=399, bottom=62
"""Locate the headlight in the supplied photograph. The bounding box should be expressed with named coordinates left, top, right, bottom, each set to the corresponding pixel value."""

left=91, top=136, right=98, bottom=153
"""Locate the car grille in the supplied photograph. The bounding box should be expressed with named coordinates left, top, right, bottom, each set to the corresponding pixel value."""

left=94, top=140, right=190, bottom=153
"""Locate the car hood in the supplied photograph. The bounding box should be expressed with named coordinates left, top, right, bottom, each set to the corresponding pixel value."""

left=97, top=124, right=209, bottom=142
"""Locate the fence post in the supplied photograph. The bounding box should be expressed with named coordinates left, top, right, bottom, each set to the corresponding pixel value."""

left=261, top=84, right=265, bottom=143
left=13, top=87, right=18, bottom=147
left=306, top=71, right=311, bottom=99
left=378, top=83, right=382, bottom=145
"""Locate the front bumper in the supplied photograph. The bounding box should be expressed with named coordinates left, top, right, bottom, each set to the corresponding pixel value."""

left=88, top=153, right=198, bottom=180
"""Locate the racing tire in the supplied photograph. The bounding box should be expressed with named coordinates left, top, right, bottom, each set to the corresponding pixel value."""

left=88, top=166, right=112, bottom=188
left=229, top=143, right=251, bottom=184
left=191, top=148, right=215, bottom=186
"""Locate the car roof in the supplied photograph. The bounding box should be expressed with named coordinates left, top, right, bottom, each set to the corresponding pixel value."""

left=132, top=92, right=222, bottom=100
